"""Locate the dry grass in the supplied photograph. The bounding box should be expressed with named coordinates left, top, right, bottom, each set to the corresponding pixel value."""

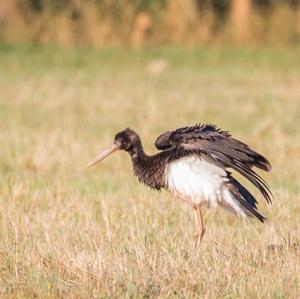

left=0, top=45, right=300, bottom=298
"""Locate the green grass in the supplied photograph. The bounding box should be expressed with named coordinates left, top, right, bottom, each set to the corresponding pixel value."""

left=0, top=44, right=299, bottom=298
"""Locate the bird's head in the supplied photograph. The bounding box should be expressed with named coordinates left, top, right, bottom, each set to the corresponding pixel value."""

left=88, top=128, right=141, bottom=167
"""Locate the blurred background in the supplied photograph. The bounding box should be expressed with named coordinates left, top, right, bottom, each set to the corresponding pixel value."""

left=1, top=0, right=300, bottom=46
left=1, top=1, right=300, bottom=297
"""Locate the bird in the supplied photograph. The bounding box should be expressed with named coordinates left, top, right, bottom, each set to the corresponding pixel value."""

left=88, top=124, right=272, bottom=249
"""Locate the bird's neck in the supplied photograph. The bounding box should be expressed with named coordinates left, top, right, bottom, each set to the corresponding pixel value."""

left=128, top=139, right=147, bottom=160
left=128, top=141, right=166, bottom=190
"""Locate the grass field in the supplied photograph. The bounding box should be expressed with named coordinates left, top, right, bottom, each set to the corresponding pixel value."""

left=0, top=44, right=300, bottom=298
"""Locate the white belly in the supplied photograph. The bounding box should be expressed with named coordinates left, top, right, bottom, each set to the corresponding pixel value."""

left=165, top=155, right=228, bottom=208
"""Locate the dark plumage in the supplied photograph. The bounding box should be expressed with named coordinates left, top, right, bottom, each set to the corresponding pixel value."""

left=155, top=124, right=272, bottom=203
left=89, top=124, right=273, bottom=248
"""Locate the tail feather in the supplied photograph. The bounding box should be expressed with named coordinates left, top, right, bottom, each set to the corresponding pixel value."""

left=226, top=174, right=266, bottom=223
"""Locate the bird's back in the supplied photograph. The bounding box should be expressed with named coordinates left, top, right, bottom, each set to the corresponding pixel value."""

left=155, top=124, right=272, bottom=222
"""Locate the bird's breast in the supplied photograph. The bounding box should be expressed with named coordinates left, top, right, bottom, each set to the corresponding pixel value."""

left=165, top=155, right=227, bottom=207
left=132, top=156, right=166, bottom=190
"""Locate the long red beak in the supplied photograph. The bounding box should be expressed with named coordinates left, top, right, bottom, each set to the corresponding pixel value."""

left=88, top=144, right=119, bottom=167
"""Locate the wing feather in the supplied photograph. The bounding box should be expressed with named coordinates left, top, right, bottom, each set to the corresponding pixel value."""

left=155, top=124, right=272, bottom=203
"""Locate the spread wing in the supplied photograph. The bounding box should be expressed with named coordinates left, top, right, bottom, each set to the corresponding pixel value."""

left=155, top=124, right=272, bottom=203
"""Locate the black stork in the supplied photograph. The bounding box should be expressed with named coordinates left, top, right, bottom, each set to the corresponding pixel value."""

left=88, top=124, right=272, bottom=249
